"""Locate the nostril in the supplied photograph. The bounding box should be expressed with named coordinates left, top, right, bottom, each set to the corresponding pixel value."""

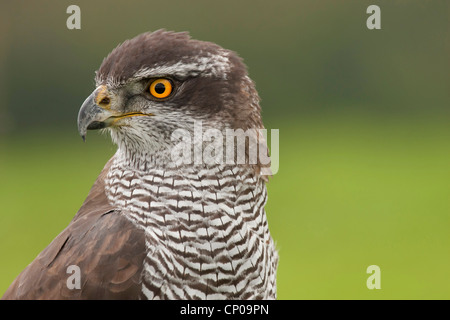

left=99, top=97, right=110, bottom=105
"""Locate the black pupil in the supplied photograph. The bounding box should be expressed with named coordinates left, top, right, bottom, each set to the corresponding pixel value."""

left=154, top=82, right=166, bottom=94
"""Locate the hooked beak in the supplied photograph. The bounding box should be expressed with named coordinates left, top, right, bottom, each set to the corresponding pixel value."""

left=77, top=91, right=110, bottom=141
left=77, top=87, right=151, bottom=141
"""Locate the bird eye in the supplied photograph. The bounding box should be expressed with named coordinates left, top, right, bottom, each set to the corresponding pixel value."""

left=149, top=78, right=173, bottom=99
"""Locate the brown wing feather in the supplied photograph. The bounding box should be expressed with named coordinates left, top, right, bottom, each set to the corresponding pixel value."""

left=2, top=158, right=146, bottom=300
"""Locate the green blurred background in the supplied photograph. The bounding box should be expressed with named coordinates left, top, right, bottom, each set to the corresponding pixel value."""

left=0, top=0, right=449, bottom=299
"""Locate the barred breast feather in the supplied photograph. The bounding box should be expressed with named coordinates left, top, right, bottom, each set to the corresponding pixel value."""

left=105, top=153, right=278, bottom=299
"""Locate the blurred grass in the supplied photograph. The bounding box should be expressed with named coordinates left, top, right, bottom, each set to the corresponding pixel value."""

left=1, top=115, right=449, bottom=299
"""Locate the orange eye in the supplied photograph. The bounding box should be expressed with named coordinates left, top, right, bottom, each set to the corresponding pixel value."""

left=149, top=79, right=173, bottom=99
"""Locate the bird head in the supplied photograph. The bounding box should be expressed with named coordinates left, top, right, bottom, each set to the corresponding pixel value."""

left=78, top=30, right=266, bottom=168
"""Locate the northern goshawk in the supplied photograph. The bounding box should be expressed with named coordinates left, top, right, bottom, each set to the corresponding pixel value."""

left=2, top=30, right=278, bottom=300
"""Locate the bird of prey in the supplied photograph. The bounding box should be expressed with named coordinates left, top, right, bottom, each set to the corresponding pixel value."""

left=2, top=30, right=278, bottom=300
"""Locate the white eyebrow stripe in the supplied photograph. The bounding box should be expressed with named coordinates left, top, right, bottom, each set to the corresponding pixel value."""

left=130, top=51, right=231, bottom=81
